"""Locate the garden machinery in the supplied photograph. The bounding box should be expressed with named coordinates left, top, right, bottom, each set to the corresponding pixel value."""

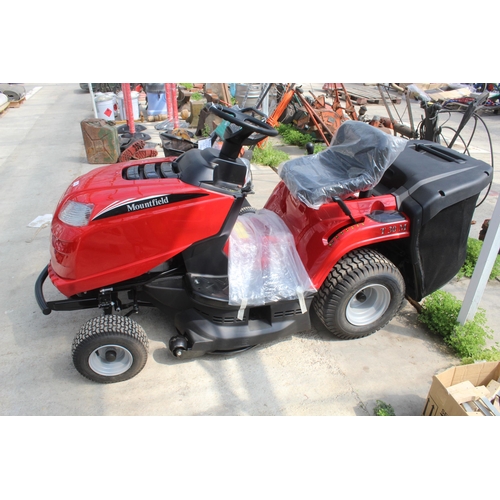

left=35, top=104, right=492, bottom=383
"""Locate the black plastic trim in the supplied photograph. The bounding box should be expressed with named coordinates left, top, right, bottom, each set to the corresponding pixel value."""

left=35, top=265, right=100, bottom=314
left=35, top=265, right=52, bottom=315
left=174, top=298, right=312, bottom=358
left=182, top=195, right=245, bottom=276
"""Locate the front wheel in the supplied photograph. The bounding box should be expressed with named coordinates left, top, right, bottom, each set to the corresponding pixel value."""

left=313, top=248, right=405, bottom=340
left=72, top=315, right=149, bottom=383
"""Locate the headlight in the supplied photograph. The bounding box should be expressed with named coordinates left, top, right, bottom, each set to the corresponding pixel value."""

left=58, top=200, right=94, bottom=227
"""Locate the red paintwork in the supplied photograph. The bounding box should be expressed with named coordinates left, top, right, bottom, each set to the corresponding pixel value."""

left=50, top=158, right=234, bottom=296
left=48, top=157, right=411, bottom=299
left=264, top=182, right=410, bottom=289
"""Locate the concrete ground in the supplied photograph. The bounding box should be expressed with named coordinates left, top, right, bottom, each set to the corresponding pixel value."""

left=1, top=83, right=499, bottom=416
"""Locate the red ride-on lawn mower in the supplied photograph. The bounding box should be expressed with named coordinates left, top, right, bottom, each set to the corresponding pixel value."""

left=35, top=104, right=492, bottom=383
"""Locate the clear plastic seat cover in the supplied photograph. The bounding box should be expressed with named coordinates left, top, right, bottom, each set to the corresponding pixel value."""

left=278, top=121, right=407, bottom=209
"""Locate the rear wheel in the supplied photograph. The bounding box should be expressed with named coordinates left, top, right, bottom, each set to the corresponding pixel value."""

left=313, top=248, right=405, bottom=339
left=72, top=315, right=149, bottom=383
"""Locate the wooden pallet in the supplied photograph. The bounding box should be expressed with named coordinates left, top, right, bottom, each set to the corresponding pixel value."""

left=8, top=97, right=25, bottom=108
left=342, top=84, right=401, bottom=105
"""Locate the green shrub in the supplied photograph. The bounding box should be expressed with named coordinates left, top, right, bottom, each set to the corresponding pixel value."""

left=419, top=289, right=499, bottom=363
left=252, top=142, right=289, bottom=169
left=458, top=238, right=500, bottom=279
left=202, top=124, right=211, bottom=137
left=462, top=346, right=500, bottom=364
left=447, top=315, right=491, bottom=359
left=277, top=123, right=316, bottom=148
left=373, top=400, right=395, bottom=416
left=418, top=290, right=462, bottom=340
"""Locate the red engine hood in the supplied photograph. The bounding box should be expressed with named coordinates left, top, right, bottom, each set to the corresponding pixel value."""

left=50, top=159, right=235, bottom=296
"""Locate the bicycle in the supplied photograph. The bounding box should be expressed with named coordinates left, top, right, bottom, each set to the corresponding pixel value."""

left=377, top=83, right=495, bottom=207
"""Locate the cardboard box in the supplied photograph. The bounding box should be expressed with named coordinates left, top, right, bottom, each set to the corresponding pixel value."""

left=423, top=361, right=500, bottom=416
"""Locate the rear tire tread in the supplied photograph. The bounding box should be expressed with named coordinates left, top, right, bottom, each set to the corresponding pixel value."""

left=313, top=248, right=405, bottom=340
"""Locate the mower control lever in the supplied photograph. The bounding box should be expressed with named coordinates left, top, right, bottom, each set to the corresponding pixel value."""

left=333, top=196, right=356, bottom=225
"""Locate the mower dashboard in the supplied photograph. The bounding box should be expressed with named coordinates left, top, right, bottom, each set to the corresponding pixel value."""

left=177, top=148, right=251, bottom=194
left=122, top=149, right=252, bottom=195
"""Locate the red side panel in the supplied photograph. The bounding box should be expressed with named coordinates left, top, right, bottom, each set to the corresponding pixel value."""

left=264, top=182, right=410, bottom=290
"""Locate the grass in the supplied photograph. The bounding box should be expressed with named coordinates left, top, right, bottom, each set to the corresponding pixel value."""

left=458, top=237, right=500, bottom=280
left=251, top=122, right=329, bottom=170
left=417, top=238, right=500, bottom=364
left=277, top=123, right=326, bottom=153
left=373, top=400, right=395, bottom=416
left=278, top=123, right=314, bottom=148
left=419, top=289, right=500, bottom=363
left=201, top=124, right=211, bottom=137
left=251, top=141, right=289, bottom=169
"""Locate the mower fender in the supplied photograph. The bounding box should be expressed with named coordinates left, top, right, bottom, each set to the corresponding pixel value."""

left=309, top=214, right=410, bottom=290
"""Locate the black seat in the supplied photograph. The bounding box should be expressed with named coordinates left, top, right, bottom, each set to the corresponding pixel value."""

left=279, top=121, right=407, bottom=209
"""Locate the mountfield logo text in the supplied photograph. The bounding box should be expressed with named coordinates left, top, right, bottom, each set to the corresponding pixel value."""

left=92, top=193, right=208, bottom=221
left=127, top=196, right=170, bottom=212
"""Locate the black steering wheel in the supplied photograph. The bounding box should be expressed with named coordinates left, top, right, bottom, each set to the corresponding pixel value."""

left=209, top=104, right=278, bottom=137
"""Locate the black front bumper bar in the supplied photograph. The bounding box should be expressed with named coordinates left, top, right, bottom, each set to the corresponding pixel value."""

left=35, top=265, right=99, bottom=315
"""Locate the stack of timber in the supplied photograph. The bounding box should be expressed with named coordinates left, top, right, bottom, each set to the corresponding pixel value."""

left=342, top=83, right=401, bottom=105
